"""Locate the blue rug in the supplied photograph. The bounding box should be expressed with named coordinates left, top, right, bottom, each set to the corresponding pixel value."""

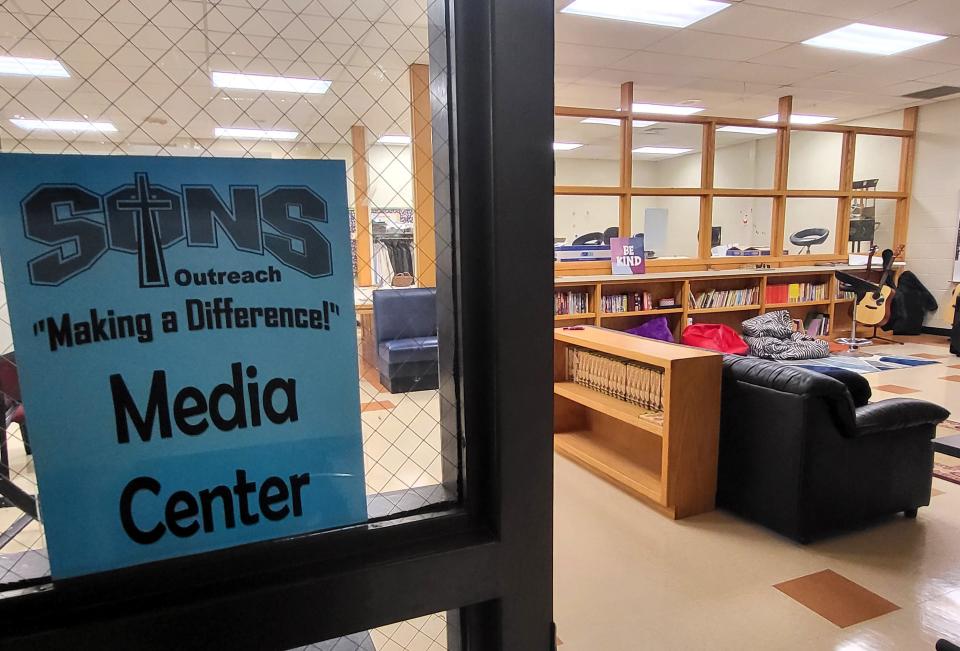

left=779, top=354, right=940, bottom=375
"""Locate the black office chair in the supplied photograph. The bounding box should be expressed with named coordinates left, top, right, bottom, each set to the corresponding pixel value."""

left=602, top=226, right=619, bottom=244
left=572, top=232, right=604, bottom=245
left=790, top=227, right=830, bottom=254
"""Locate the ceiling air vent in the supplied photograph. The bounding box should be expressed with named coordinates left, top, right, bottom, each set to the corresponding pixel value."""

left=901, top=85, right=960, bottom=100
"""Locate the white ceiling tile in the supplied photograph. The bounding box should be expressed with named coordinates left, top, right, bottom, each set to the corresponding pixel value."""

left=80, top=19, right=129, bottom=58
left=676, top=78, right=780, bottom=96
left=710, top=61, right=823, bottom=85
left=710, top=97, right=786, bottom=119
left=607, top=51, right=734, bottom=77
left=129, top=23, right=174, bottom=51
left=32, top=15, right=82, bottom=44
left=555, top=64, right=594, bottom=84
left=747, top=44, right=876, bottom=72
left=645, top=31, right=788, bottom=62
left=791, top=71, right=897, bottom=94
left=690, top=5, right=848, bottom=42
left=555, top=83, right=620, bottom=109
left=864, top=0, right=960, bottom=36
left=241, top=12, right=279, bottom=38
left=47, top=0, right=103, bottom=21
left=555, top=43, right=633, bottom=68
left=151, top=3, right=197, bottom=29
left=3, top=37, right=57, bottom=60
left=903, top=37, right=960, bottom=65
left=840, top=57, right=959, bottom=81
left=0, top=10, right=31, bottom=40
left=575, top=67, right=699, bottom=90
left=555, top=13, right=674, bottom=50
left=170, top=1, right=205, bottom=25
left=104, top=2, right=149, bottom=26
left=877, top=80, right=944, bottom=96
left=779, top=88, right=861, bottom=103
left=914, top=68, right=960, bottom=85
left=740, top=0, right=910, bottom=20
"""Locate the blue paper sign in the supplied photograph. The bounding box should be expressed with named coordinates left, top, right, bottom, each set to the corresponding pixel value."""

left=0, top=154, right=367, bottom=578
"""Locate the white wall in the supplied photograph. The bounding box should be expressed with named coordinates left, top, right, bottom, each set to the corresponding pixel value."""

left=325, top=142, right=414, bottom=210
left=554, top=158, right=660, bottom=242
left=895, top=99, right=960, bottom=326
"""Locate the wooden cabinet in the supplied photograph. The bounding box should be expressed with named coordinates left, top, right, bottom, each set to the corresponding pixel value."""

left=554, top=326, right=722, bottom=519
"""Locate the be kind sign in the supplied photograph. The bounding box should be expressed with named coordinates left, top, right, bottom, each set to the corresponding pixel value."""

left=611, top=236, right=646, bottom=275
left=0, top=154, right=367, bottom=578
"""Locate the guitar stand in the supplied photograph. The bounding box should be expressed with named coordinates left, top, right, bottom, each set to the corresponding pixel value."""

left=836, top=300, right=874, bottom=357
left=865, top=325, right=903, bottom=346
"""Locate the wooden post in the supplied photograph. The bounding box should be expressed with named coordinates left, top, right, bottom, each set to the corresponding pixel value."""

left=351, top=125, right=373, bottom=286
left=771, top=95, right=793, bottom=258
left=835, top=130, right=856, bottom=255
left=410, top=63, right=437, bottom=287
left=619, top=82, right=634, bottom=239
left=894, top=106, right=919, bottom=256
left=698, top=121, right=716, bottom=260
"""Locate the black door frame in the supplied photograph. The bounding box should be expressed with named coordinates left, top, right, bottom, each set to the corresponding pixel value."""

left=0, top=0, right=555, bottom=649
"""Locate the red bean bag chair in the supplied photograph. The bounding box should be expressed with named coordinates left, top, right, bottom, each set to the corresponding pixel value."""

left=681, top=323, right=749, bottom=355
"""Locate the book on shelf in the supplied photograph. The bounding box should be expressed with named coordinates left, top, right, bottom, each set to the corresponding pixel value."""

left=600, top=291, right=657, bottom=313
left=555, top=291, right=590, bottom=316
left=765, top=282, right=827, bottom=304
left=689, top=286, right=759, bottom=310
left=805, top=313, right=831, bottom=337
left=565, top=346, right=664, bottom=413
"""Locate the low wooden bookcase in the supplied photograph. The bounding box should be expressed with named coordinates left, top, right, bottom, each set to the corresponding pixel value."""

left=554, top=326, right=722, bottom=519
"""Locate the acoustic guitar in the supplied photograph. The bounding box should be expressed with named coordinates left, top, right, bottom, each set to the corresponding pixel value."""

left=856, top=245, right=905, bottom=327
left=946, top=283, right=960, bottom=326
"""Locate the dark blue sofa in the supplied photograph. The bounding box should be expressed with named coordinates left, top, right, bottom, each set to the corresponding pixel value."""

left=372, top=288, right=439, bottom=393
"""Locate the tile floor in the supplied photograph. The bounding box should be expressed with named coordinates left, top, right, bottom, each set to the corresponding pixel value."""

left=555, top=337, right=960, bottom=650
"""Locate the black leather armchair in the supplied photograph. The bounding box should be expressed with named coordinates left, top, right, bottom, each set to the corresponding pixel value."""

left=717, top=356, right=949, bottom=542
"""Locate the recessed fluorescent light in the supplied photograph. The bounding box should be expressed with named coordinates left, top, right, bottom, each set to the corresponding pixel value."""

left=554, top=142, right=583, bottom=151
left=633, top=103, right=704, bottom=116
left=581, top=117, right=658, bottom=128
left=211, top=71, right=331, bottom=94
left=214, top=127, right=298, bottom=140
left=0, top=56, right=69, bottom=78
left=377, top=134, right=412, bottom=145
left=561, top=0, right=730, bottom=28
left=803, top=23, right=946, bottom=56
left=10, top=118, right=116, bottom=132
left=633, top=147, right=692, bottom=155
left=718, top=126, right=777, bottom=135
left=760, top=114, right=836, bottom=125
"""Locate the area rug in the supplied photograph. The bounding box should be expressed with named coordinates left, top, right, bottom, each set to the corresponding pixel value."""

left=933, top=463, right=960, bottom=486
left=778, top=354, right=941, bottom=375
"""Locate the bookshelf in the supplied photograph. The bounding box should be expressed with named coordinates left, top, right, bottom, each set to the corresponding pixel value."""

left=554, top=263, right=901, bottom=340
left=554, top=326, right=722, bottom=519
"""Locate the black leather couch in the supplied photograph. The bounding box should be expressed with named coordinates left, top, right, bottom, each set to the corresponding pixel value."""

left=717, top=355, right=949, bottom=542
left=372, top=288, right=439, bottom=393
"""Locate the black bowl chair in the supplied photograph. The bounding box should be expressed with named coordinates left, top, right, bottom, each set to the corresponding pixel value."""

left=790, top=227, right=830, bottom=254
left=572, top=232, right=604, bottom=246
left=602, top=226, right=619, bottom=244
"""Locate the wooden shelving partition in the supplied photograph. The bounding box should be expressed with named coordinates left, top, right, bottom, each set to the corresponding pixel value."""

left=554, top=263, right=895, bottom=340
left=554, top=326, right=722, bottom=519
